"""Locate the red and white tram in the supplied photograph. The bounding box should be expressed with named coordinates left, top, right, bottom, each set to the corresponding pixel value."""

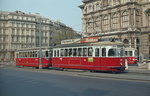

left=125, top=48, right=138, bottom=65
left=52, top=41, right=127, bottom=72
left=15, top=47, right=52, bottom=68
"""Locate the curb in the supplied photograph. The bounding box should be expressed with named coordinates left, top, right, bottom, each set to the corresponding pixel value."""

left=78, top=73, right=150, bottom=82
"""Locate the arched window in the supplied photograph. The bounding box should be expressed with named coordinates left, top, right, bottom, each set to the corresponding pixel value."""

left=122, top=11, right=129, bottom=28
left=103, top=15, right=109, bottom=31
left=123, top=39, right=129, bottom=44
left=112, top=13, right=119, bottom=29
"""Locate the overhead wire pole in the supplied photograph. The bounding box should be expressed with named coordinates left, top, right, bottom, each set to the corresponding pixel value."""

left=39, top=17, right=42, bottom=69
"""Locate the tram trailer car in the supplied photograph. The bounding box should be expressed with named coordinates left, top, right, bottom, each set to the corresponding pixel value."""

left=125, top=48, right=138, bottom=65
left=15, top=47, right=52, bottom=68
left=52, top=41, right=127, bottom=72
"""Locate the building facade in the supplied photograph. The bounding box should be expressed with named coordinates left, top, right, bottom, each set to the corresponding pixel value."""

left=80, top=0, right=150, bottom=60
left=0, top=11, right=72, bottom=63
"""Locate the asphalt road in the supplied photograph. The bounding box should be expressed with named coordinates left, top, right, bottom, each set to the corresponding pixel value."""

left=0, top=67, right=150, bottom=96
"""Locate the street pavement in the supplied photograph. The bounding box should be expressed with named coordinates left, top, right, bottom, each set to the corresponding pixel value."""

left=0, top=64, right=150, bottom=82
left=0, top=66, right=150, bottom=96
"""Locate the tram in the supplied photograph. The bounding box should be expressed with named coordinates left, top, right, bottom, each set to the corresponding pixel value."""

left=52, top=41, right=127, bottom=72
left=125, top=48, right=138, bottom=65
left=15, top=47, right=52, bottom=68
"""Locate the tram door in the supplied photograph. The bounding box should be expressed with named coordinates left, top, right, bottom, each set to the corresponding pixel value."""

left=94, top=47, right=101, bottom=67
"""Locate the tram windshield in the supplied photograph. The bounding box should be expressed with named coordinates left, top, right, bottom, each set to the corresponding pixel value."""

left=108, top=48, right=124, bottom=57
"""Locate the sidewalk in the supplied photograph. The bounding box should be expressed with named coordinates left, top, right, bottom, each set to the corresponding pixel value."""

left=127, top=66, right=150, bottom=74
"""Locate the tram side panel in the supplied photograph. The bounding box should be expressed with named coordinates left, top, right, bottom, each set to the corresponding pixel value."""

left=52, top=57, right=125, bottom=72
left=52, top=45, right=126, bottom=72
left=15, top=50, right=52, bottom=68
left=99, top=57, right=126, bottom=71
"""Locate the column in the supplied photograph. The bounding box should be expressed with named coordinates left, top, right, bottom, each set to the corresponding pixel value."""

left=109, top=12, right=111, bottom=31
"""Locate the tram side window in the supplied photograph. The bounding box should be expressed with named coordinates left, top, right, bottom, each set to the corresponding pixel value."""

left=19, top=52, right=22, bottom=58
left=16, top=53, right=19, bottom=58
left=83, top=48, right=87, bottom=57
left=129, top=51, right=133, bottom=56
left=54, top=50, right=57, bottom=57
left=125, top=51, right=128, bottom=56
left=21, top=52, right=23, bottom=58
left=24, top=52, right=26, bottom=58
left=108, top=49, right=116, bottom=56
left=102, top=48, right=106, bottom=57
left=28, top=52, right=32, bottom=58
left=73, top=48, right=77, bottom=56
left=88, top=47, right=93, bottom=57
left=35, top=51, right=38, bottom=58
left=78, top=48, right=82, bottom=57
left=45, top=51, right=49, bottom=57
left=65, top=49, right=68, bottom=57
left=69, top=49, right=72, bottom=56
left=119, top=48, right=124, bottom=56
left=60, top=49, right=64, bottom=57
left=57, top=50, right=59, bottom=57
left=30, top=52, right=33, bottom=57
left=95, top=48, right=99, bottom=57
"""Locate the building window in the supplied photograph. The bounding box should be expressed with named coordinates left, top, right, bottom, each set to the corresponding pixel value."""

left=149, top=47, right=150, bottom=59
left=136, top=10, right=140, bottom=27
left=136, top=38, right=140, bottom=44
left=96, top=3, right=100, bottom=11
left=87, top=19, right=93, bottom=33
left=122, top=11, right=129, bottom=28
left=88, top=5, right=93, bottom=13
left=103, top=15, right=109, bottom=31
left=149, top=35, right=150, bottom=43
left=112, top=13, right=119, bottom=29
left=103, top=0, right=109, bottom=7
left=123, top=0, right=128, bottom=3
left=113, top=0, right=120, bottom=5
left=94, top=17, right=100, bottom=33
left=123, top=39, right=129, bottom=44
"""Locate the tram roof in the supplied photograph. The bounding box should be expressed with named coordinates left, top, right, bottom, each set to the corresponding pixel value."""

left=53, top=41, right=124, bottom=48
left=125, top=47, right=136, bottom=51
left=16, top=47, right=52, bottom=51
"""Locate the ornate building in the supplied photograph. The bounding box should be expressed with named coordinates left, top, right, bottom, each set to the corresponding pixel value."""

left=80, top=0, right=150, bottom=60
left=0, top=11, right=73, bottom=63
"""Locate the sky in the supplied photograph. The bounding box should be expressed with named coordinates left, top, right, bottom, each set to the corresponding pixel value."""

left=0, top=0, right=83, bottom=32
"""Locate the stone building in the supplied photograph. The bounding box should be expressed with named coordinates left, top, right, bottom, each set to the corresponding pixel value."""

left=0, top=11, right=73, bottom=63
left=79, top=0, right=150, bottom=60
